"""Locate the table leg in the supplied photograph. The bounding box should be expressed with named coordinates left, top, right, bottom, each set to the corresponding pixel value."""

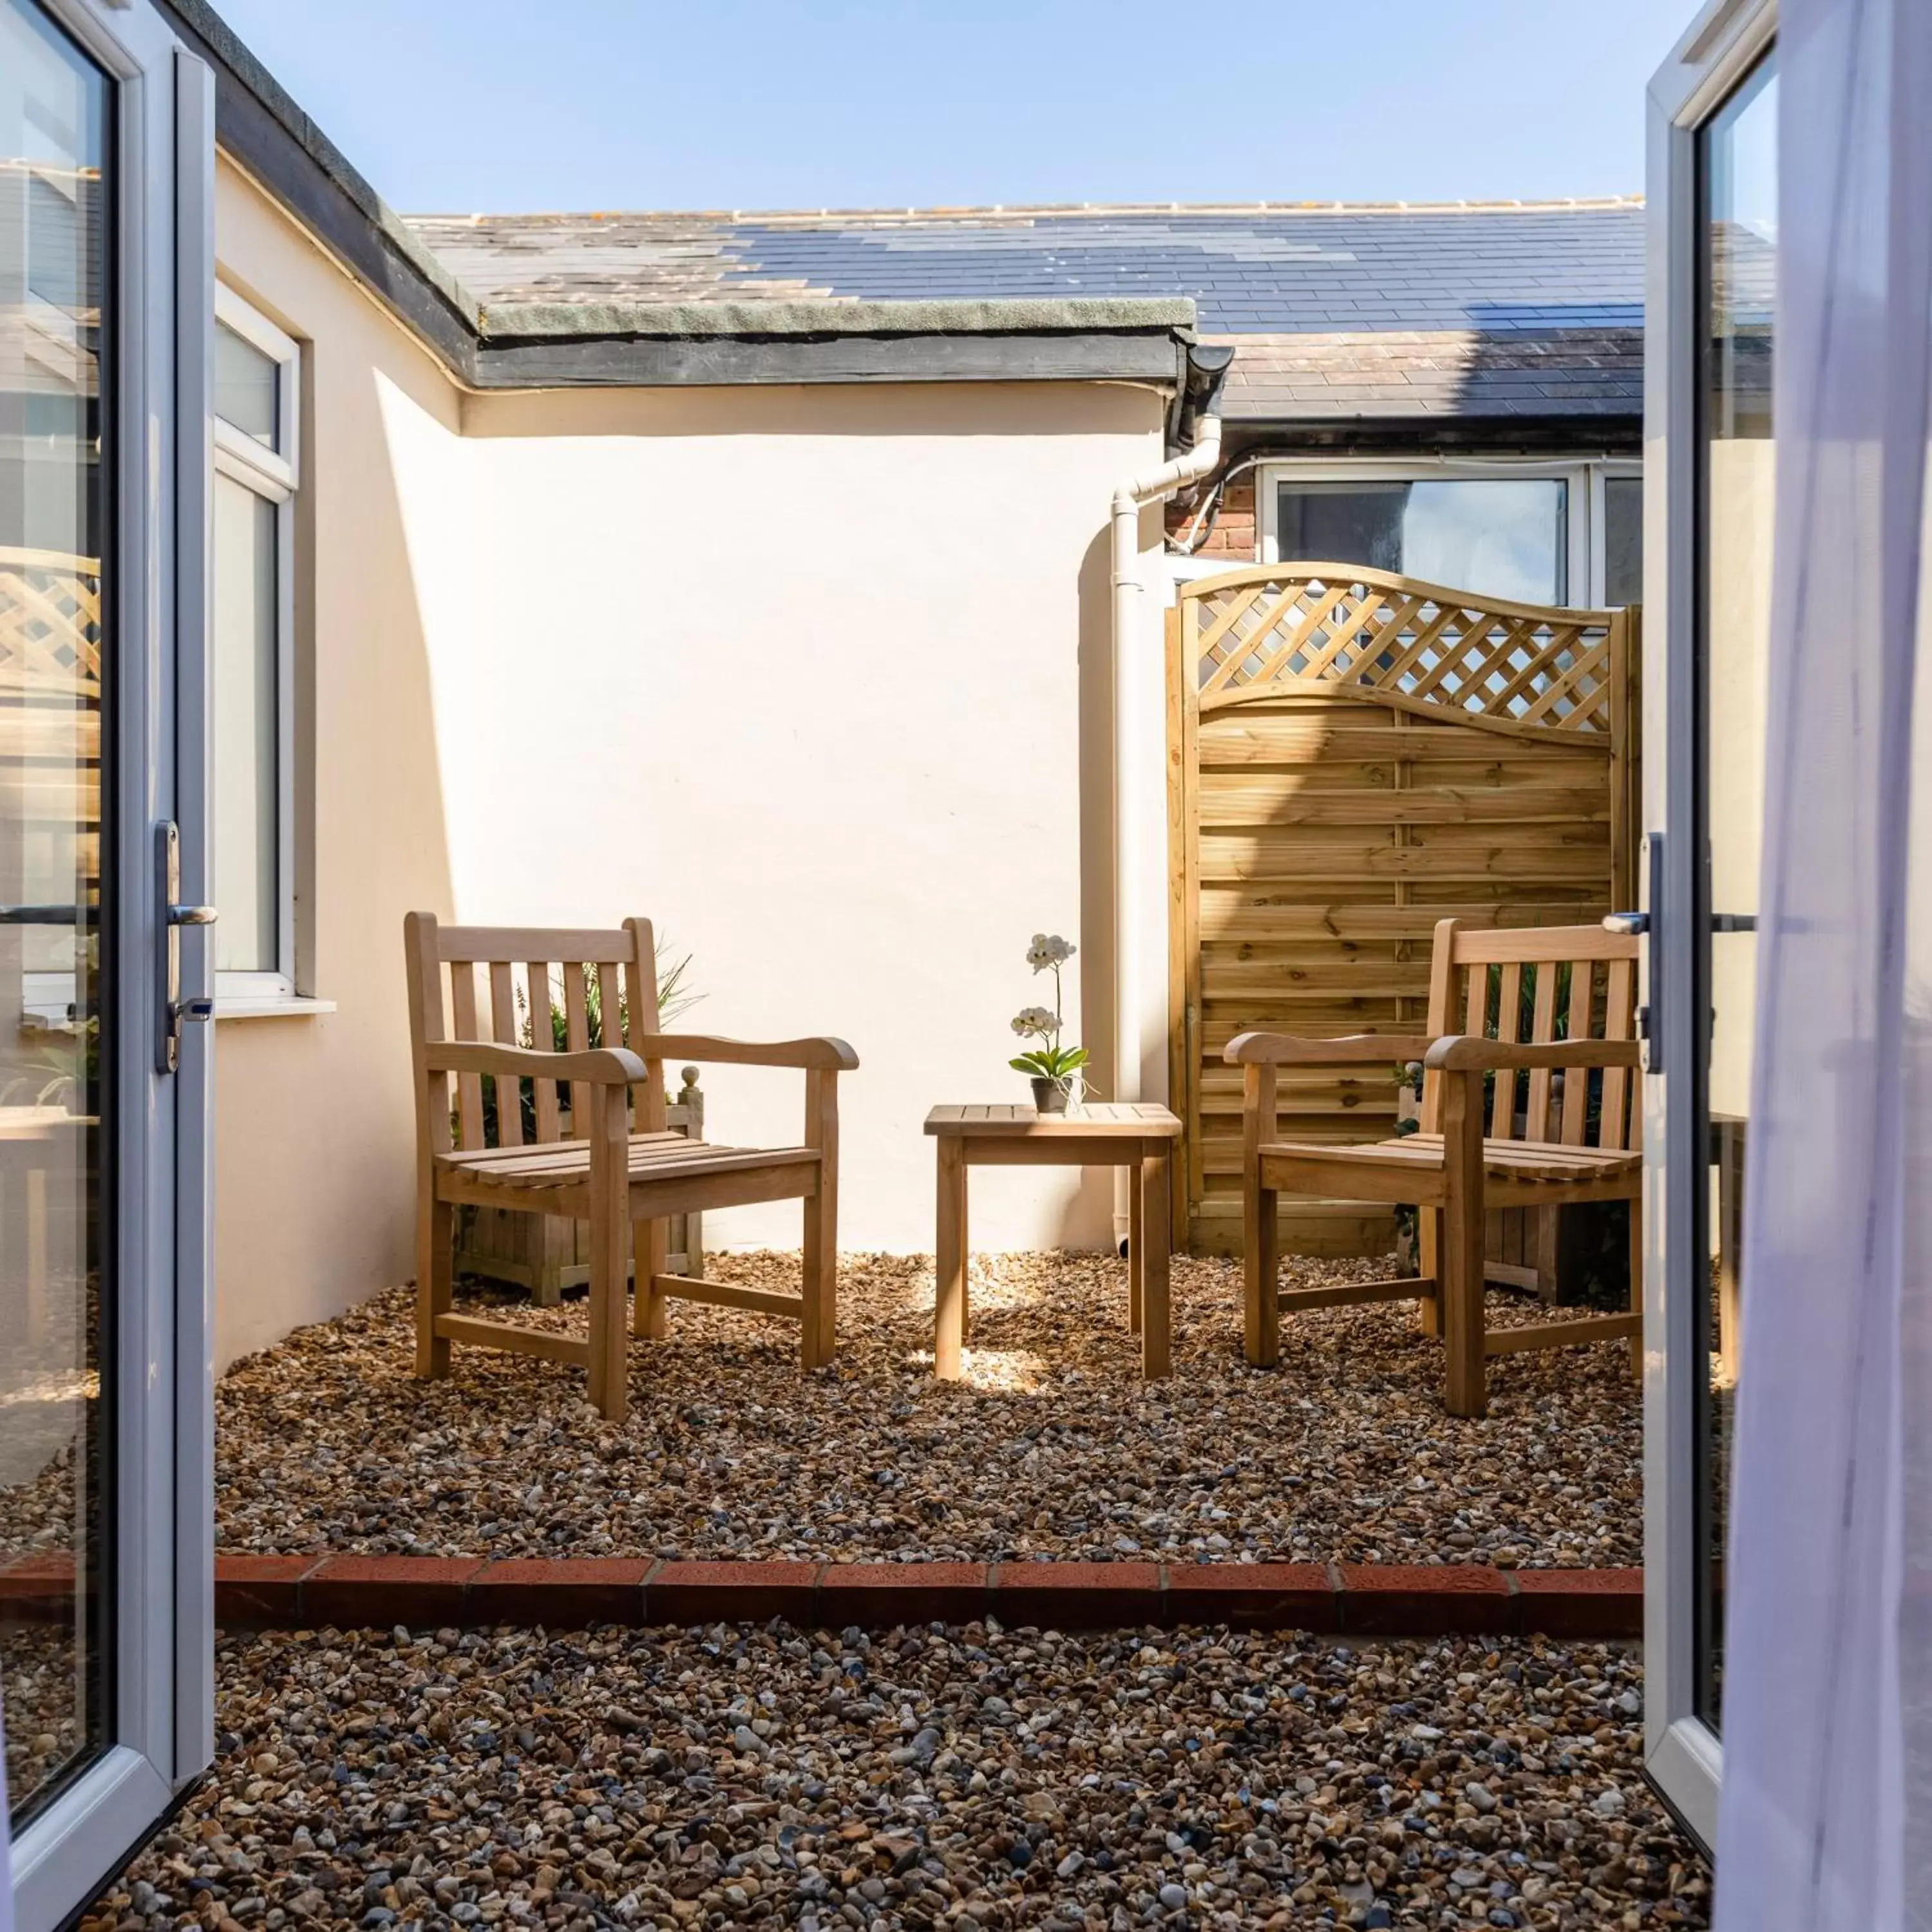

left=934, top=1135, right=968, bottom=1379
left=1139, top=1144, right=1171, bottom=1379
left=1128, top=1157, right=1144, bottom=1335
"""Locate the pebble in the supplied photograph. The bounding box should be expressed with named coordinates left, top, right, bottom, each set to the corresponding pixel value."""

left=86, top=1622, right=1709, bottom=1931
left=209, top=1252, right=1642, bottom=1568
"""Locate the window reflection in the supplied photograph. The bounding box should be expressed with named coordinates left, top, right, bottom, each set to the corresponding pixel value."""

left=1274, top=478, right=1569, bottom=605
left=0, top=0, right=111, bottom=1822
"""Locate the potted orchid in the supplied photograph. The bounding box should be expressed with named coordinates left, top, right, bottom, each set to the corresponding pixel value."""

left=1009, top=931, right=1088, bottom=1114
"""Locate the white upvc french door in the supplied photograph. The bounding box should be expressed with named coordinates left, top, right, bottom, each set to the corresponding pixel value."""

left=1640, top=0, right=1777, bottom=1851
left=0, top=1, right=215, bottom=1925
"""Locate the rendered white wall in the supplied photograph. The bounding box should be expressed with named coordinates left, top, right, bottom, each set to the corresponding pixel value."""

left=211, top=160, right=468, bottom=1369
left=445, top=382, right=1165, bottom=1253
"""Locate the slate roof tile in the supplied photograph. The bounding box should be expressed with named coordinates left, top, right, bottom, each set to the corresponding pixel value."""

left=403, top=199, right=1661, bottom=420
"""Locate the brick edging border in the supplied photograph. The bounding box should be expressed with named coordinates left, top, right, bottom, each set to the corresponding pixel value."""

left=0, top=1555, right=1640, bottom=1639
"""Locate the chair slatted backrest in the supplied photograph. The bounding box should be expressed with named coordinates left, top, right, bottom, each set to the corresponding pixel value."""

left=404, top=915, right=666, bottom=1158
left=1418, top=919, right=1640, bottom=1151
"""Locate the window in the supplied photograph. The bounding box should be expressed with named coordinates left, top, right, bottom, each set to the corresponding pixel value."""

left=1257, top=460, right=1642, bottom=609
left=211, top=285, right=298, bottom=999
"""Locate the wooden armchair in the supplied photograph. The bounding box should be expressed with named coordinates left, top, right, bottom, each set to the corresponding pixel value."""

left=405, top=913, right=857, bottom=1420
left=1226, top=919, right=1642, bottom=1417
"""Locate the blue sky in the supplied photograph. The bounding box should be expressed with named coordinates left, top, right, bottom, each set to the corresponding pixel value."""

left=211, top=0, right=1694, bottom=215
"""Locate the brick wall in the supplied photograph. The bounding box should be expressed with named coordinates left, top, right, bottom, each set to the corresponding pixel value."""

left=1168, top=473, right=1256, bottom=560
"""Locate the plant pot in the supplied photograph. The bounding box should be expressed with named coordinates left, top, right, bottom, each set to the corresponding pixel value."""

left=1030, top=1075, right=1068, bottom=1115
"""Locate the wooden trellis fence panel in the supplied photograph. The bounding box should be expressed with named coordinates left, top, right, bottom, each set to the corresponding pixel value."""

left=1167, top=562, right=1640, bottom=1258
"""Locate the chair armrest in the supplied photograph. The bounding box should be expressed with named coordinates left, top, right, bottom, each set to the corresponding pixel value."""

left=1225, top=1032, right=1442, bottom=1066
left=422, top=1041, right=648, bottom=1084
left=641, top=1032, right=860, bottom=1072
left=1425, top=1036, right=1642, bottom=1072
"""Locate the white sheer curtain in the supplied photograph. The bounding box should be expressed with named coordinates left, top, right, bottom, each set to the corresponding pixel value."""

left=1712, top=0, right=1932, bottom=1926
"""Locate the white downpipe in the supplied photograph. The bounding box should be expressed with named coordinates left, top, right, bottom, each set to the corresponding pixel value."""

left=1109, top=413, right=1222, bottom=1247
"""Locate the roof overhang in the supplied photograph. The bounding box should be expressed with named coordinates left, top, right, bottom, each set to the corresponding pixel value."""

left=474, top=298, right=1199, bottom=388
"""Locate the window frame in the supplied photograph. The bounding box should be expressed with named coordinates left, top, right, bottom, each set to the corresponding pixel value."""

left=1253, top=455, right=1643, bottom=609
left=210, top=281, right=298, bottom=1004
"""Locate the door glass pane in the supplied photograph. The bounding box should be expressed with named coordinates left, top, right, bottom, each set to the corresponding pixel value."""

left=1275, top=477, right=1568, bottom=603
left=1696, top=49, right=1777, bottom=1732
left=0, top=0, right=111, bottom=1821
left=213, top=474, right=279, bottom=974
left=1603, top=475, right=1644, bottom=607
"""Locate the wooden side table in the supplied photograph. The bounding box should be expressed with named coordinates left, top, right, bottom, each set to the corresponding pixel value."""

left=923, top=1102, right=1183, bottom=1380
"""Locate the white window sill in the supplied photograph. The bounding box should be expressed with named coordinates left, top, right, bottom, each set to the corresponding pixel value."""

left=213, top=995, right=337, bottom=1020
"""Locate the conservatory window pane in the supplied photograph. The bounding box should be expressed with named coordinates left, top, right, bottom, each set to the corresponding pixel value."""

left=213, top=472, right=279, bottom=974
left=1276, top=478, right=1567, bottom=604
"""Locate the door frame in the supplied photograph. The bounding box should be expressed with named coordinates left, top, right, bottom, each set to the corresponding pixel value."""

left=1640, top=0, right=1777, bottom=1852
left=6, top=1, right=214, bottom=1924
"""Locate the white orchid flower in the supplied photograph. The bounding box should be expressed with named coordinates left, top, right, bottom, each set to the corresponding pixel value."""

left=1010, top=1006, right=1059, bottom=1040
left=1027, top=932, right=1076, bottom=972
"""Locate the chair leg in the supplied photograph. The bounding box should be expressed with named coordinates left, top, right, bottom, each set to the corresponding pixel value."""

left=1128, top=1159, right=1145, bottom=1336
left=1441, top=1070, right=1487, bottom=1418
left=634, top=1217, right=669, bottom=1340
left=1416, top=1207, right=1443, bottom=1338
left=1240, top=1062, right=1280, bottom=1367
left=802, top=1070, right=840, bottom=1368
left=415, top=1189, right=453, bottom=1380
left=1139, top=1147, right=1171, bottom=1381
left=586, top=1093, right=630, bottom=1423
left=802, top=1180, right=837, bottom=1370
left=1244, top=1182, right=1280, bottom=1367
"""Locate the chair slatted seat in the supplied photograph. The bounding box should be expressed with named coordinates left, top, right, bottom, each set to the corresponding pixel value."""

left=406, top=913, right=857, bottom=1419
left=1227, top=918, right=1642, bottom=1416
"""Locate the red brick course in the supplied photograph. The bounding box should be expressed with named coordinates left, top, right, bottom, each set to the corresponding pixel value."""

left=468, top=1558, right=650, bottom=1627
left=1510, top=1567, right=1643, bottom=1639
left=1164, top=1562, right=1339, bottom=1630
left=1337, top=1563, right=1517, bottom=1636
left=817, top=1562, right=991, bottom=1629
left=991, top=1561, right=1164, bottom=1629
left=303, top=1556, right=483, bottom=1629
left=0, top=1553, right=1642, bottom=1640
left=647, top=1560, right=820, bottom=1627
left=1166, top=473, right=1257, bottom=560
left=214, top=1554, right=321, bottom=1626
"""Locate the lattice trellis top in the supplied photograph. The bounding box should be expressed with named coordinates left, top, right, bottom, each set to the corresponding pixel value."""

left=0, top=547, right=102, bottom=699
left=1183, top=562, right=1623, bottom=732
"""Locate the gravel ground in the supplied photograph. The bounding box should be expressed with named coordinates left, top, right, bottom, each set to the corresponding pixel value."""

left=214, top=1254, right=1639, bottom=1569
left=95, top=1622, right=1707, bottom=1932
left=3, top=1616, right=82, bottom=1806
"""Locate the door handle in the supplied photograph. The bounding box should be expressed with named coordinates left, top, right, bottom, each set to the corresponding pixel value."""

left=1605, top=829, right=1662, bottom=1072
left=155, top=821, right=216, bottom=1074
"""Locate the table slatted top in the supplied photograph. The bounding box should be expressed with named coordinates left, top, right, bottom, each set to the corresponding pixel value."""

left=924, top=1101, right=1182, bottom=1139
